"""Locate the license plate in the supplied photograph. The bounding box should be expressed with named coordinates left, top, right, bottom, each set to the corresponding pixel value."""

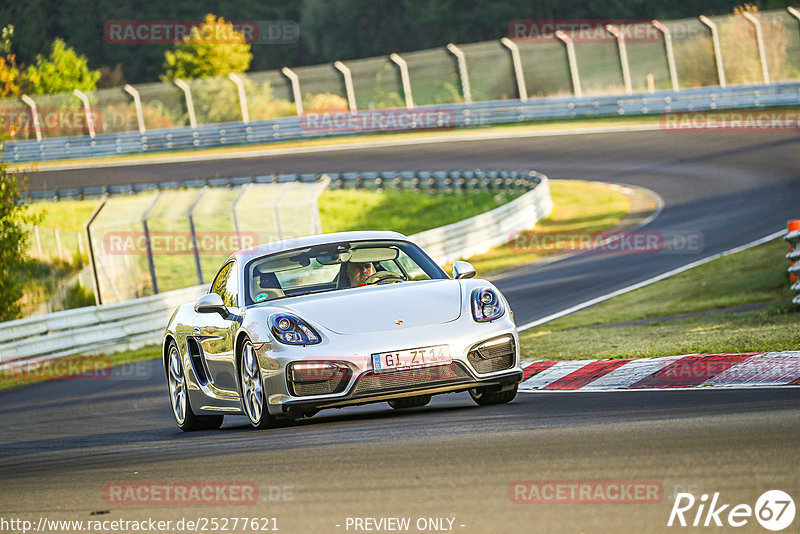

left=372, top=345, right=451, bottom=373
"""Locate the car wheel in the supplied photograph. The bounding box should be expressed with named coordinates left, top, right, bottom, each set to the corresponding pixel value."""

left=167, top=340, right=224, bottom=431
left=239, top=338, right=278, bottom=430
left=469, top=383, right=518, bottom=406
left=388, top=395, right=432, bottom=410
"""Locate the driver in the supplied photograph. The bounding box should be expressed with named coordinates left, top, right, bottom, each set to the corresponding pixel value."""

left=345, top=261, right=374, bottom=287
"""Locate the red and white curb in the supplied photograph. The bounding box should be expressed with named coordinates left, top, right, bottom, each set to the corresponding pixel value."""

left=519, top=352, right=800, bottom=391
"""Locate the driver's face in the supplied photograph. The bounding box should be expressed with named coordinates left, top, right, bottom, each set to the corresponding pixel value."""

left=347, top=262, right=374, bottom=286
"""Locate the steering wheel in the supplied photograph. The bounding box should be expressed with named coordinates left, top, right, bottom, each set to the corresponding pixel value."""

left=363, top=271, right=405, bottom=285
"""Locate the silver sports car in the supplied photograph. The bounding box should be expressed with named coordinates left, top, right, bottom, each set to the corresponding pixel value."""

left=163, top=231, right=522, bottom=431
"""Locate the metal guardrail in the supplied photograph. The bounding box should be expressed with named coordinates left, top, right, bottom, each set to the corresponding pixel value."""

left=25, top=168, right=541, bottom=201
left=0, top=171, right=552, bottom=367
left=785, top=222, right=800, bottom=305
left=6, top=82, right=800, bottom=165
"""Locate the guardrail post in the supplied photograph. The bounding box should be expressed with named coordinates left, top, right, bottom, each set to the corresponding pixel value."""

left=187, top=188, right=208, bottom=285
left=20, top=95, right=42, bottom=142
left=174, top=79, right=198, bottom=128
left=446, top=43, right=472, bottom=104
left=333, top=61, right=357, bottom=112
left=231, top=183, right=249, bottom=237
left=741, top=12, right=770, bottom=84
left=554, top=31, right=582, bottom=98
left=699, top=16, right=726, bottom=88
left=228, top=73, right=250, bottom=124
left=281, top=67, right=304, bottom=116
left=141, top=193, right=162, bottom=295
left=606, top=24, right=633, bottom=95
left=389, top=53, right=415, bottom=109
left=500, top=38, right=527, bottom=102
left=651, top=20, right=679, bottom=91
left=123, top=84, right=146, bottom=134
left=72, top=89, right=96, bottom=138
left=84, top=196, right=108, bottom=305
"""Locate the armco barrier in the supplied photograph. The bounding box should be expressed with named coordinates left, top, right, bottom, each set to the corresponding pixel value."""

left=785, top=223, right=800, bottom=305
left=5, top=82, right=800, bottom=164
left=0, top=172, right=552, bottom=367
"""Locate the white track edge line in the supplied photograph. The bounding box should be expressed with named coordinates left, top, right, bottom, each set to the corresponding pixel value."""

left=517, top=228, right=788, bottom=332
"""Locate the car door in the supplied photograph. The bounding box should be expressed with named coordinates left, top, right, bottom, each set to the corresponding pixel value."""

left=194, top=261, right=240, bottom=396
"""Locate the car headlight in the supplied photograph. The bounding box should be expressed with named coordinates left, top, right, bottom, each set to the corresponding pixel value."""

left=269, top=313, right=321, bottom=345
left=471, top=288, right=505, bottom=322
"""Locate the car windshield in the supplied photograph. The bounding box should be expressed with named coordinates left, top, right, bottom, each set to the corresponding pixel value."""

left=244, top=239, right=447, bottom=305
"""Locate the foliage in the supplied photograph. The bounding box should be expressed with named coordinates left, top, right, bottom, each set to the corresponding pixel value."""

left=162, top=14, right=252, bottom=81
left=303, top=92, right=349, bottom=113
left=0, top=156, right=36, bottom=321
left=24, top=38, right=100, bottom=94
left=0, top=25, right=23, bottom=98
left=63, top=281, right=95, bottom=309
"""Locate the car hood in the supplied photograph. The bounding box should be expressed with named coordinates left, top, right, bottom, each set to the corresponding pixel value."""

left=273, top=280, right=462, bottom=335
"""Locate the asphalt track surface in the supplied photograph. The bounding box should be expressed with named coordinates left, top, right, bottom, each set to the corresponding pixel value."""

left=3, top=130, right=800, bottom=533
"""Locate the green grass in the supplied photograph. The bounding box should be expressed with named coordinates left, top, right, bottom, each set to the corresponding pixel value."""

left=318, top=189, right=522, bottom=235
left=465, top=180, right=635, bottom=275
left=520, top=238, right=800, bottom=360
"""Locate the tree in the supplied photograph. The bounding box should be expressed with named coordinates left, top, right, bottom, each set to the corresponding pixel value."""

left=162, top=14, right=252, bottom=81
left=0, top=25, right=23, bottom=98
left=24, top=38, right=100, bottom=94
left=0, top=154, right=35, bottom=321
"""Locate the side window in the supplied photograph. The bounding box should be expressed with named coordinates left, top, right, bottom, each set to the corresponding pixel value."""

left=211, top=262, right=237, bottom=307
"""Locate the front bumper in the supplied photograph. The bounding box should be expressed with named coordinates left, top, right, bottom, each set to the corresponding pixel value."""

left=254, top=321, right=522, bottom=416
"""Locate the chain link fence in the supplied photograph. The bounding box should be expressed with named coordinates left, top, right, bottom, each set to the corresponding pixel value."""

left=3, top=9, right=798, bottom=140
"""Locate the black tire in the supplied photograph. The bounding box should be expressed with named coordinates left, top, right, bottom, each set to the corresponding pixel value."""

left=469, top=383, right=518, bottom=406
left=166, top=340, right=224, bottom=432
left=239, top=337, right=279, bottom=430
left=388, top=395, right=432, bottom=410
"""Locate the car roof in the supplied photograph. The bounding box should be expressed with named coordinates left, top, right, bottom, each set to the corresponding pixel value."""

left=229, top=230, right=409, bottom=264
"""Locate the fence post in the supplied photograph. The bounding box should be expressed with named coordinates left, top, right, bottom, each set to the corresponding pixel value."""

left=741, top=12, right=770, bottom=84
left=141, top=193, right=162, bottom=295
left=123, top=84, right=146, bottom=135
left=606, top=24, right=633, bottom=95
left=555, top=31, right=582, bottom=98
left=281, top=67, right=304, bottom=116
left=500, top=38, right=527, bottom=102
left=85, top=196, right=108, bottom=305
left=77, top=231, right=84, bottom=256
left=187, top=188, right=208, bottom=286
left=446, top=43, right=472, bottom=104
left=228, top=73, right=250, bottom=124
left=651, top=20, right=679, bottom=91
left=72, top=89, right=96, bottom=138
left=54, top=228, right=64, bottom=260
left=174, top=79, right=198, bottom=128
left=333, top=61, right=357, bottom=112
left=389, top=53, right=415, bottom=109
left=33, top=225, right=43, bottom=257
left=20, top=95, right=42, bottom=142
left=699, top=16, right=726, bottom=88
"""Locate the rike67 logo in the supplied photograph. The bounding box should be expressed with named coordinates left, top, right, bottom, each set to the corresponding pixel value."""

left=668, top=490, right=795, bottom=531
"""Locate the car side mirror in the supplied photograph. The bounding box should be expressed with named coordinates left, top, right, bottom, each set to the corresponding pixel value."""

left=194, top=293, right=228, bottom=318
left=452, top=261, right=476, bottom=279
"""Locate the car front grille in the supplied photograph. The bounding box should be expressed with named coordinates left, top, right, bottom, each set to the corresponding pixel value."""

left=353, top=362, right=472, bottom=395
left=289, top=367, right=351, bottom=397
left=467, top=336, right=516, bottom=374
